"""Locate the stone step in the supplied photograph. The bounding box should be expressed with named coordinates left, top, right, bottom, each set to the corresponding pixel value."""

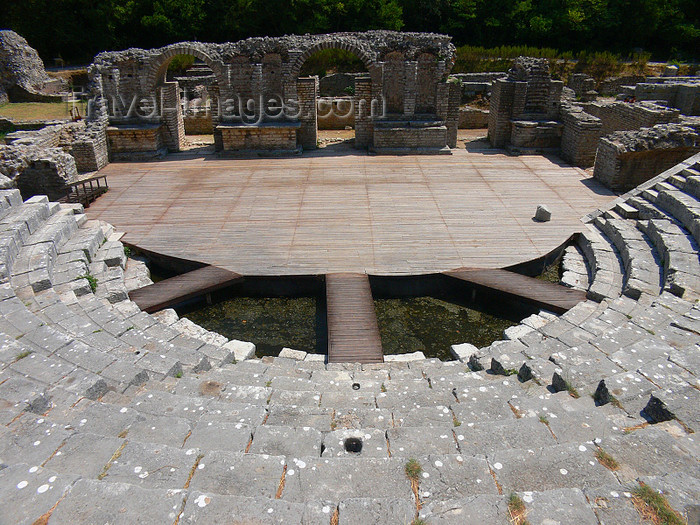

left=560, top=244, right=590, bottom=290
left=655, top=187, right=700, bottom=247
left=49, top=478, right=188, bottom=524
left=628, top=195, right=674, bottom=220
left=576, top=225, right=625, bottom=302
left=0, top=189, right=23, bottom=220
left=594, top=217, right=662, bottom=299
left=684, top=173, right=700, bottom=200
left=637, top=218, right=700, bottom=299
left=0, top=462, right=79, bottom=525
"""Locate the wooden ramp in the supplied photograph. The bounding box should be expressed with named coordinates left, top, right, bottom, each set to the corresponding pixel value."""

left=326, top=273, right=384, bottom=364
left=129, top=265, right=243, bottom=313
left=444, top=268, right=587, bottom=314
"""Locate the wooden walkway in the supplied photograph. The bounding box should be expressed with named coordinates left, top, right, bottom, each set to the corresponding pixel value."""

left=444, top=268, right=587, bottom=314
left=326, top=273, right=384, bottom=363
left=129, top=265, right=243, bottom=313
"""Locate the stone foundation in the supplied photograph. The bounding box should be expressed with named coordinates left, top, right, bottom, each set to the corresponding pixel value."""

left=184, top=113, right=213, bottom=134
left=107, top=123, right=165, bottom=157
left=509, top=120, right=563, bottom=151
left=458, top=106, right=489, bottom=129
left=317, top=97, right=355, bottom=130
left=217, top=122, right=301, bottom=152
left=634, top=81, right=700, bottom=116
left=560, top=105, right=603, bottom=168
left=372, top=120, right=449, bottom=153
left=593, top=123, right=700, bottom=191
left=582, top=101, right=679, bottom=136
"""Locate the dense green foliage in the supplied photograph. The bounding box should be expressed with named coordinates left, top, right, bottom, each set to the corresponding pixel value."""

left=1, top=0, right=698, bottom=64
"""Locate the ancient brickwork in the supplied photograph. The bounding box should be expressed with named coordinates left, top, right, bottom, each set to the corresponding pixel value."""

left=488, top=57, right=563, bottom=149
left=107, top=124, right=165, bottom=156
left=583, top=101, right=680, bottom=136
left=560, top=105, right=603, bottom=168
left=87, top=31, right=457, bottom=155
left=634, top=79, right=700, bottom=116
left=354, top=77, right=373, bottom=148
left=458, top=106, right=489, bottom=129
left=0, top=145, right=78, bottom=199
left=596, top=75, right=645, bottom=96
left=297, top=77, right=317, bottom=149
left=217, top=123, right=300, bottom=152
left=593, top=123, right=700, bottom=191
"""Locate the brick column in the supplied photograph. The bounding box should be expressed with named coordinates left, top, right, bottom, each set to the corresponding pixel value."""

left=445, top=81, right=461, bottom=148
left=488, top=79, right=519, bottom=148
left=297, top=77, right=317, bottom=150
left=403, top=61, right=417, bottom=116
left=355, top=76, right=373, bottom=148
left=160, top=81, right=185, bottom=151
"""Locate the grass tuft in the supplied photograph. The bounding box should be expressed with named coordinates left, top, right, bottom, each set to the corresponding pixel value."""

left=405, top=458, right=422, bottom=482
left=14, top=350, right=32, bottom=361
left=78, top=272, right=98, bottom=293
left=538, top=415, right=549, bottom=425
left=507, top=493, right=530, bottom=525
left=595, top=448, right=619, bottom=471
left=631, top=483, right=685, bottom=525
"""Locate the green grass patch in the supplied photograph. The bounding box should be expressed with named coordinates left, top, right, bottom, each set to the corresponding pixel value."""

left=595, top=448, right=620, bottom=471
left=507, top=493, right=530, bottom=525
left=404, top=458, right=422, bottom=482
left=631, top=483, right=685, bottom=525
left=79, top=273, right=98, bottom=293
left=0, top=101, right=87, bottom=121
left=14, top=350, right=32, bottom=361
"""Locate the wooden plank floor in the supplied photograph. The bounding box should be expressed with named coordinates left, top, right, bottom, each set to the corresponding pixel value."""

left=129, top=265, right=243, bottom=313
left=86, top=143, right=616, bottom=276
left=326, top=273, right=383, bottom=363
left=444, top=268, right=587, bottom=314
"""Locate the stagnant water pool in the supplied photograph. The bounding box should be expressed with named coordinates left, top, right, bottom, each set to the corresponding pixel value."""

left=175, top=270, right=554, bottom=360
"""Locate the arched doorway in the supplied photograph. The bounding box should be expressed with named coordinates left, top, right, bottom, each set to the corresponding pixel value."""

left=291, top=42, right=377, bottom=151
left=147, top=46, right=224, bottom=152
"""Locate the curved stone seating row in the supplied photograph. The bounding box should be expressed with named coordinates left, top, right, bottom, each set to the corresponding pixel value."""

left=2, top=150, right=700, bottom=524
left=0, top=193, right=257, bottom=403
left=2, top=349, right=697, bottom=523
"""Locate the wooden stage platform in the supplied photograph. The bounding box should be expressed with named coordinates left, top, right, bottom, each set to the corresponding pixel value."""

left=86, top=144, right=615, bottom=276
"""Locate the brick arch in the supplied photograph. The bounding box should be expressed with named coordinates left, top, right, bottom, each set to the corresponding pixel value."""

left=289, top=38, right=376, bottom=79
left=145, top=44, right=226, bottom=92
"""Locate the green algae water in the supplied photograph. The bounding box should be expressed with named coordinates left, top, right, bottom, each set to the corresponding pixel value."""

left=183, top=296, right=321, bottom=357
left=375, top=296, right=518, bottom=361
left=170, top=258, right=561, bottom=360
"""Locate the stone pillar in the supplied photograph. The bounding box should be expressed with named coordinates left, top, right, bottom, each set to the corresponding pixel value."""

left=488, top=79, right=526, bottom=148
left=560, top=106, right=603, bottom=168
left=160, top=81, right=185, bottom=151
left=403, top=61, right=417, bottom=117
left=297, top=77, right=317, bottom=150
left=445, top=81, right=461, bottom=148
left=355, top=76, right=373, bottom=148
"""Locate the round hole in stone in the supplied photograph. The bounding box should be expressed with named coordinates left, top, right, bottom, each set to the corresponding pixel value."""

left=344, top=437, right=362, bottom=453
left=134, top=351, right=140, bottom=355
left=352, top=383, right=360, bottom=390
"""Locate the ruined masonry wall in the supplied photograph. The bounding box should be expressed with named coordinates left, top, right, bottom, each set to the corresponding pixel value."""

left=593, top=123, right=700, bottom=191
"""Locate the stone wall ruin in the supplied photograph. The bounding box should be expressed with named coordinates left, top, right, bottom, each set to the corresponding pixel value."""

left=87, top=31, right=459, bottom=155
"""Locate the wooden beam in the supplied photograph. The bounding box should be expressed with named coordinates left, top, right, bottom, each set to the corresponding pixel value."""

left=444, top=268, right=586, bottom=314
left=129, top=265, right=243, bottom=313
left=326, top=273, right=383, bottom=363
